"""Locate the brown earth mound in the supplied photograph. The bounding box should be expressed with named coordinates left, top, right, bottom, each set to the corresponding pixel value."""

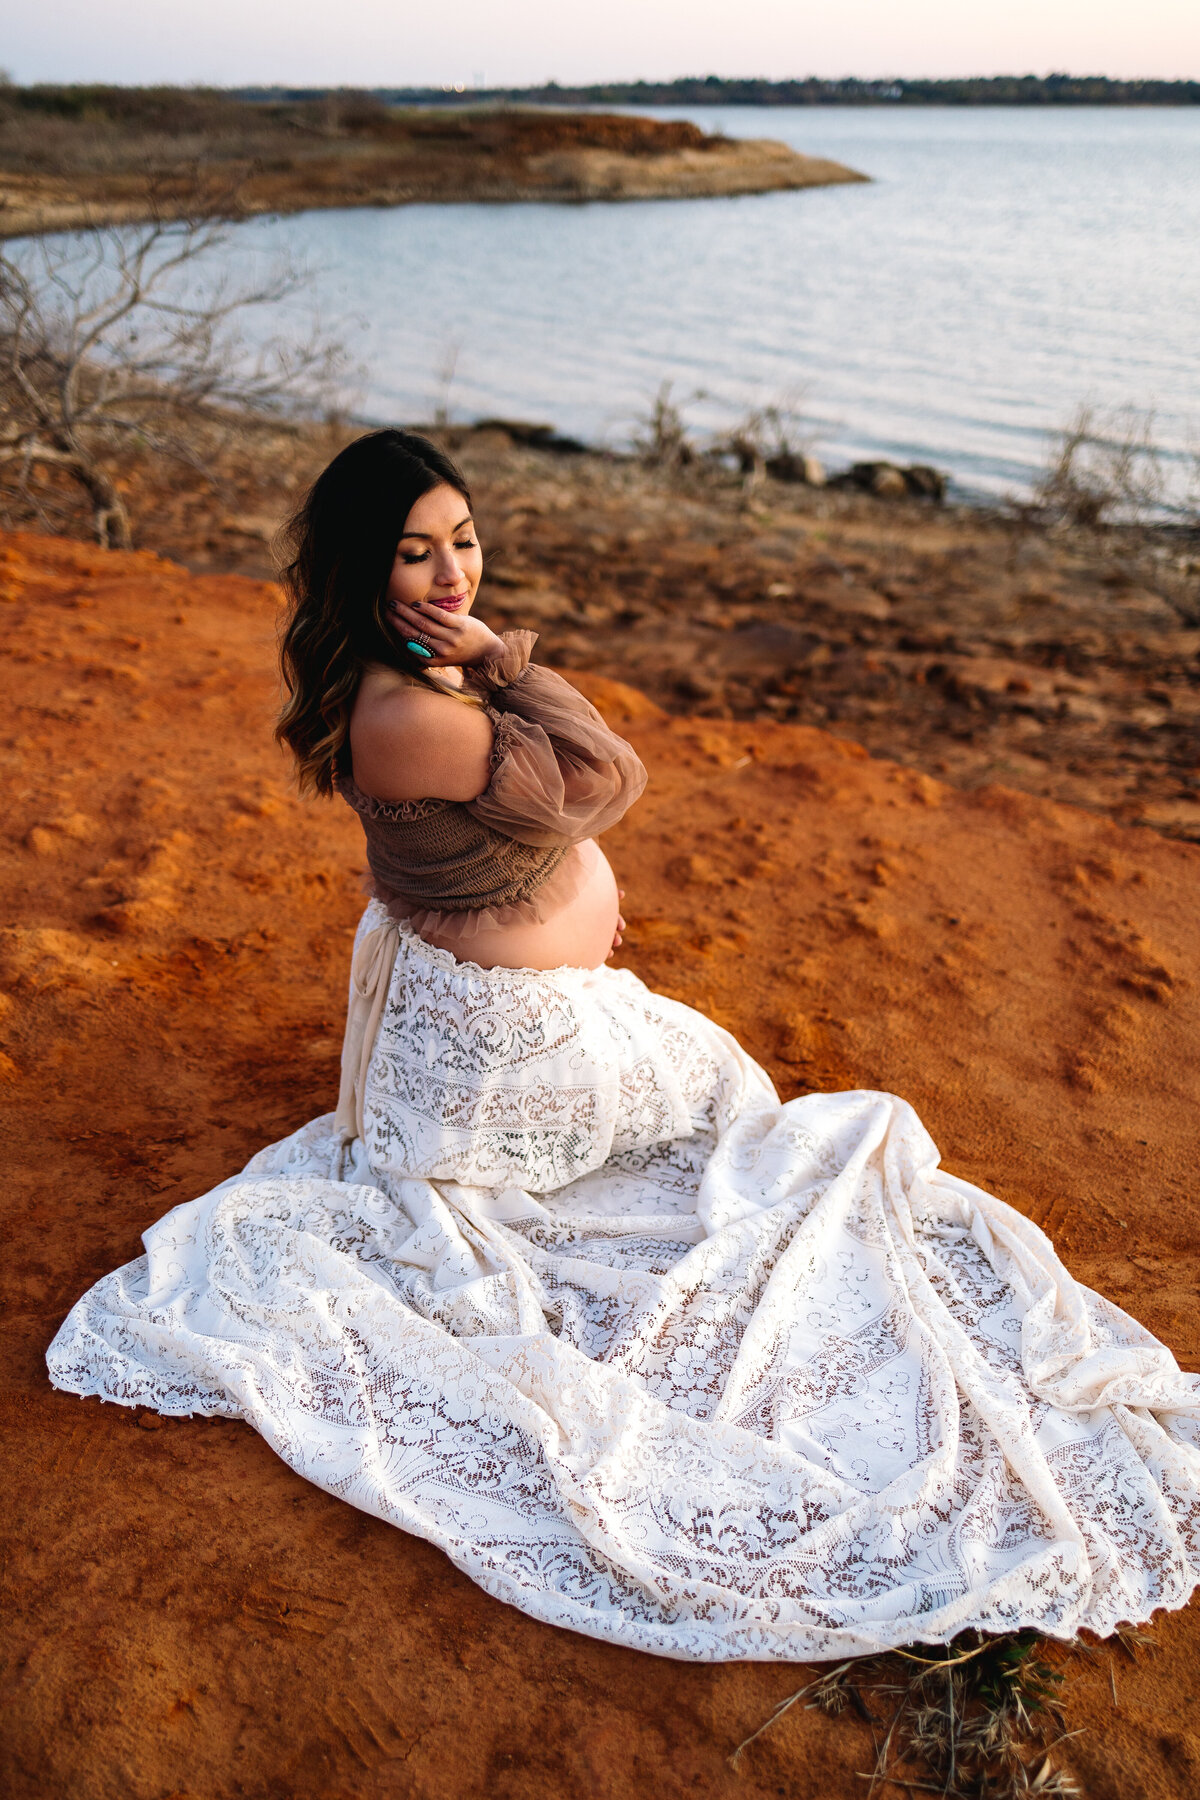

left=0, top=100, right=865, bottom=236
left=2, top=529, right=1200, bottom=1798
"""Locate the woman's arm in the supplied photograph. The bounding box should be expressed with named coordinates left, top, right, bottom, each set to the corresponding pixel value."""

left=466, top=637, right=648, bottom=847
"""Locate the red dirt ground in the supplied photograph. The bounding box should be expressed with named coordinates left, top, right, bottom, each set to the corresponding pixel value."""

left=3, top=528, right=1200, bottom=1798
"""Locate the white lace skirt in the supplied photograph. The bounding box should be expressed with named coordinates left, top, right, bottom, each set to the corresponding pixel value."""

left=47, top=903, right=1200, bottom=1661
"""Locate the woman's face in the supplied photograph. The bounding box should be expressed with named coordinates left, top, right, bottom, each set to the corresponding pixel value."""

left=385, top=482, right=483, bottom=621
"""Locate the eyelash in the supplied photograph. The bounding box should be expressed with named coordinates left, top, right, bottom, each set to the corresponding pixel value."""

left=400, top=537, right=477, bottom=565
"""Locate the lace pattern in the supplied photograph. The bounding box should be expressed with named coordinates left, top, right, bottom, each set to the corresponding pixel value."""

left=46, top=905, right=1200, bottom=1662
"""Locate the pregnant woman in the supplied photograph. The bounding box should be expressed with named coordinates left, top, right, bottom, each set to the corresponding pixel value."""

left=48, top=430, right=1200, bottom=1662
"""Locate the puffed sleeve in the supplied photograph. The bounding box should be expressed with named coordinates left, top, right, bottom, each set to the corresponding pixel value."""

left=464, top=631, right=647, bottom=847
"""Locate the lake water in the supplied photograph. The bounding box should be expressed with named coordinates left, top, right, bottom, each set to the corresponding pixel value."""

left=235, top=108, right=1200, bottom=501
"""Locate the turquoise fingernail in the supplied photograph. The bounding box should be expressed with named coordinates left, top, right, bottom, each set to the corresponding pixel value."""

left=406, top=641, right=434, bottom=659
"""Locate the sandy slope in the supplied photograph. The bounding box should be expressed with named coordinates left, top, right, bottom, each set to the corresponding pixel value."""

left=31, top=432, right=1194, bottom=851
left=2, top=529, right=1199, bottom=1798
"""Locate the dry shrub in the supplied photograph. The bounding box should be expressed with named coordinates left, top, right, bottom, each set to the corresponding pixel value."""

left=635, top=384, right=819, bottom=482
left=716, top=392, right=814, bottom=475
left=635, top=382, right=696, bottom=469
left=1034, top=404, right=1165, bottom=530
left=0, top=211, right=350, bottom=546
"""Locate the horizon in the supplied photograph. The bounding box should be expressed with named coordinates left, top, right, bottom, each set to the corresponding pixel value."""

left=6, top=0, right=1198, bottom=89
left=6, top=71, right=1200, bottom=95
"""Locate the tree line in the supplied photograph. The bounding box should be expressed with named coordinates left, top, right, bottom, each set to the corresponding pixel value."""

left=236, top=74, right=1200, bottom=109
left=6, top=77, right=1198, bottom=124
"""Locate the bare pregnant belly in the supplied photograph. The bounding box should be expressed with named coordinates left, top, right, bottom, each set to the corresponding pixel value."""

left=421, top=840, right=620, bottom=972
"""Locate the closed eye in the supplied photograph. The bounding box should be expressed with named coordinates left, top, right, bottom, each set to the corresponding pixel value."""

left=399, top=538, right=476, bottom=565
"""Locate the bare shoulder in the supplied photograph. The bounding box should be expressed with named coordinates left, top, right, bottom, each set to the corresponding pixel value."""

left=350, top=672, right=494, bottom=804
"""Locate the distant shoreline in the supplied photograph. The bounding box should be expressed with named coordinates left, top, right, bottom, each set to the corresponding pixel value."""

left=0, top=99, right=867, bottom=240
left=235, top=75, right=1200, bottom=109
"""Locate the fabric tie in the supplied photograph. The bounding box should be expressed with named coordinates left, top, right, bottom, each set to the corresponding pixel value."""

left=334, top=915, right=400, bottom=1144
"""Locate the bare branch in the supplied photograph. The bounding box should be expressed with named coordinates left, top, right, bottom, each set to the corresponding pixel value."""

left=0, top=212, right=351, bottom=545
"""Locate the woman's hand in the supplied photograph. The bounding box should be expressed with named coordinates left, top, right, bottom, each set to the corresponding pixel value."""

left=386, top=597, right=506, bottom=670
left=607, top=890, right=626, bottom=960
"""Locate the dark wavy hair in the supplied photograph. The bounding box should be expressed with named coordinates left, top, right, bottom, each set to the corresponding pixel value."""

left=276, top=428, right=474, bottom=795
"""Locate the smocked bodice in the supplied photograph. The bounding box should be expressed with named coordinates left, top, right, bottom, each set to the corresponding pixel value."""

left=338, top=774, right=571, bottom=913
left=337, top=632, right=647, bottom=918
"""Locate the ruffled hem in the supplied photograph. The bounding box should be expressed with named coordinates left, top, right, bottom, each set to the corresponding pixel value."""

left=464, top=629, right=538, bottom=694
left=337, top=772, right=448, bottom=825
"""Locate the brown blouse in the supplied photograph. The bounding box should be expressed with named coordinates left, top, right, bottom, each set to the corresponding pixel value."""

left=338, top=631, right=646, bottom=919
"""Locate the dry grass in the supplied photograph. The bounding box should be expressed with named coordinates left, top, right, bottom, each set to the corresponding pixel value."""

left=727, top=1629, right=1126, bottom=1798
left=0, top=86, right=719, bottom=181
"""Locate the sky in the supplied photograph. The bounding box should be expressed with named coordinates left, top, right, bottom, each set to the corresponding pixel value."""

left=4, top=0, right=1198, bottom=89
